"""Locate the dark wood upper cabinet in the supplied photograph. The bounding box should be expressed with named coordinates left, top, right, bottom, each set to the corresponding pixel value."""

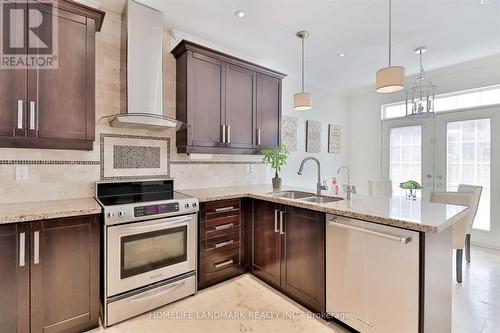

left=172, top=40, right=285, bottom=155
left=251, top=201, right=326, bottom=313
left=281, top=206, right=325, bottom=313
left=0, top=223, right=30, bottom=333
left=256, top=73, right=281, bottom=150
left=0, top=0, right=104, bottom=150
left=252, top=200, right=281, bottom=287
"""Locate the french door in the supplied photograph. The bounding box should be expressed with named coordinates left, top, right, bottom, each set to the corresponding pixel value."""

left=382, top=107, right=499, bottom=249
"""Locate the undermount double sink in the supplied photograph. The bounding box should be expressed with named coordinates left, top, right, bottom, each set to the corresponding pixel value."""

left=267, top=191, right=343, bottom=204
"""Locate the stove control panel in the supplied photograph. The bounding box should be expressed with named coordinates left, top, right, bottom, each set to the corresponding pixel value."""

left=134, top=202, right=179, bottom=217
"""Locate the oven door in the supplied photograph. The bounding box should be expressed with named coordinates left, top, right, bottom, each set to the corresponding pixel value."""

left=107, top=213, right=196, bottom=297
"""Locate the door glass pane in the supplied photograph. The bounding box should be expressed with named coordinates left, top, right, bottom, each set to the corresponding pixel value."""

left=390, top=126, right=422, bottom=196
left=446, top=119, right=491, bottom=231
left=121, top=226, right=187, bottom=278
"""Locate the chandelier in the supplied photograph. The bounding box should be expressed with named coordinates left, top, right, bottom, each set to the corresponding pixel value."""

left=406, top=47, right=436, bottom=118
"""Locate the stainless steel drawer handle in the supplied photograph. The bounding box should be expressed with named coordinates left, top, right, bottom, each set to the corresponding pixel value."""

left=215, top=206, right=234, bottom=212
left=129, top=281, right=186, bottom=303
left=215, top=240, right=234, bottom=248
left=221, top=124, right=226, bottom=143
left=17, top=100, right=23, bottom=129
left=274, top=209, right=279, bottom=233
left=34, top=230, right=40, bottom=264
left=257, top=128, right=261, bottom=145
left=279, top=210, right=285, bottom=235
left=214, top=259, right=233, bottom=269
left=29, top=101, right=36, bottom=130
left=214, top=223, right=234, bottom=231
left=227, top=125, right=231, bottom=144
left=328, top=220, right=412, bottom=244
left=19, top=232, right=25, bottom=267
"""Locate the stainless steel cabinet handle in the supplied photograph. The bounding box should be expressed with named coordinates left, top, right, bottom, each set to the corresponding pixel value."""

left=227, top=125, right=231, bottom=144
left=214, top=206, right=234, bottom=212
left=19, top=232, right=25, bottom=267
left=274, top=209, right=279, bottom=233
left=215, top=240, right=234, bottom=248
left=327, top=220, right=412, bottom=244
left=129, top=281, right=186, bottom=303
left=34, top=230, right=40, bottom=264
left=221, top=124, right=226, bottom=143
left=279, top=211, right=285, bottom=235
left=29, top=101, right=36, bottom=130
left=257, top=128, right=261, bottom=145
left=215, top=223, right=234, bottom=231
left=17, top=100, right=23, bottom=129
left=214, top=259, right=233, bottom=269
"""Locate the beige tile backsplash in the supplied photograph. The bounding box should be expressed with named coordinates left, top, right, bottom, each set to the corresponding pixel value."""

left=0, top=8, right=267, bottom=204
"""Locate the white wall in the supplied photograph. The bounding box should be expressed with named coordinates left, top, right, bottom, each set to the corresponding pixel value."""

left=280, top=78, right=349, bottom=189
left=347, top=54, right=500, bottom=194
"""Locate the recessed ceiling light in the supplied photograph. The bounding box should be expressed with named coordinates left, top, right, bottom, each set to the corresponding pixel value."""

left=234, top=10, right=246, bottom=18
left=480, top=0, right=490, bottom=4
left=337, top=53, right=345, bottom=57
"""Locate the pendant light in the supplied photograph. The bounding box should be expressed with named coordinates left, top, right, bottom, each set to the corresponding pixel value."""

left=405, top=47, right=436, bottom=118
left=375, top=0, right=405, bottom=93
left=294, top=31, right=312, bottom=110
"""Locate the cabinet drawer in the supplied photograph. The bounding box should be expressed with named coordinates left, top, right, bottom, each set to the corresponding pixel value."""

left=201, top=199, right=240, bottom=220
left=200, top=215, right=240, bottom=239
left=200, top=231, right=240, bottom=257
left=199, top=247, right=241, bottom=284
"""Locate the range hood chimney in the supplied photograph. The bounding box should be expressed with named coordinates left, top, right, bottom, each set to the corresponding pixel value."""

left=109, top=0, right=183, bottom=130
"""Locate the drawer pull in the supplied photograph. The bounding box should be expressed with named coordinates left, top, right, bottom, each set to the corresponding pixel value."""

left=215, top=240, right=234, bottom=249
left=214, top=259, right=234, bottom=269
left=214, top=206, right=234, bottom=213
left=215, top=223, right=234, bottom=231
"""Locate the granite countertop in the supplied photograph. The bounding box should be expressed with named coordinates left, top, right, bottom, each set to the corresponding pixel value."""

left=179, top=184, right=469, bottom=234
left=0, top=197, right=102, bottom=224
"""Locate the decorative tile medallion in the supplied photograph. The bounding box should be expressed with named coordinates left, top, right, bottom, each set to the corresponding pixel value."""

left=306, top=120, right=321, bottom=153
left=100, top=134, right=170, bottom=180
left=282, top=116, right=298, bottom=151
left=328, top=124, right=342, bottom=154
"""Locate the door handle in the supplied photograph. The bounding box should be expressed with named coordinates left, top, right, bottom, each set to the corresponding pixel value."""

left=29, top=101, right=36, bottom=130
left=257, top=128, right=261, bottom=145
left=17, top=100, right=23, bottom=129
left=221, top=124, right=226, bottom=143
left=227, top=125, right=231, bottom=144
left=274, top=209, right=279, bottom=233
left=279, top=211, right=285, bottom=235
left=19, top=232, right=26, bottom=267
left=34, top=230, right=40, bottom=264
left=327, top=219, right=412, bottom=244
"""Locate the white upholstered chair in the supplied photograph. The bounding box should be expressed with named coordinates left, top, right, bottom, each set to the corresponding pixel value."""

left=368, top=179, right=393, bottom=196
left=430, top=184, right=482, bottom=283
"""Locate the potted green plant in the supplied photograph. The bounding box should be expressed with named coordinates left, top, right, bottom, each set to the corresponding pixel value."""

left=263, top=145, right=288, bottom=190
left=399, top=180, right=423, bottom=200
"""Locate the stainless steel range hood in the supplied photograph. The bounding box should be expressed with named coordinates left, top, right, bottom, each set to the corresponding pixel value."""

left=109, top=0, right=183, bottom=130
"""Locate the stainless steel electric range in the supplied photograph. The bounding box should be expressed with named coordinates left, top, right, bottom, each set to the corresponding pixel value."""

left=96, top=179, right=199, bottom=327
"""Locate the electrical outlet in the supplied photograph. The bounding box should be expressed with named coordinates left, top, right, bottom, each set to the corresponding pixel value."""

left=16, top=165, right=29, bottom=181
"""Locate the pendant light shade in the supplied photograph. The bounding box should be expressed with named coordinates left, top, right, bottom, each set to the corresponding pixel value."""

left=294, top=31, right=312, bottom=110
left=376, top=0, right=405, bottom=94
left=375, top=66, right=405, bottom=93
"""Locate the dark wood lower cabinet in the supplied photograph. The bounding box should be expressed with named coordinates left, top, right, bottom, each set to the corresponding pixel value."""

left=0, top=215, right=100, bottom=333
left=251, top=200, right=326, bottom=313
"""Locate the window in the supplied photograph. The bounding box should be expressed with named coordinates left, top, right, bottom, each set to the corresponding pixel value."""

left=446, top=119, right=491, bottom=231
left=381, top=84, right=500, bottom=120
left=390, top=126, right=422, bottom=196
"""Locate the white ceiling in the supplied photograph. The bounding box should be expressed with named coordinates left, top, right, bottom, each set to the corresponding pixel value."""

left=114, top=0, right=500, bottom=96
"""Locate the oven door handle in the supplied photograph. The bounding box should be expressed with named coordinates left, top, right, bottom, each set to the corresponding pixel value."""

left=128, top=280, right=187, bottom=303
left=118, top=215, right=192, bottom=233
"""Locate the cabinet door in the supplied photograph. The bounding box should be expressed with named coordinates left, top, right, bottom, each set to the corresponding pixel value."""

left=225, top=64, right=256, bottom=149
left=30, top=215, right=100, bottom=333
left=281, top=206, right=325, bottom=312
left=256, top=73, right=281, bottom=150
left=28, top=4, right=95, bottom=144
left=188, top=52, right=225, bottom=148
left=251, top=200, right=281, bottom=287
left=0, top=224, right=30, bottom=333
left=0, top=1, right=27, bottom=139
